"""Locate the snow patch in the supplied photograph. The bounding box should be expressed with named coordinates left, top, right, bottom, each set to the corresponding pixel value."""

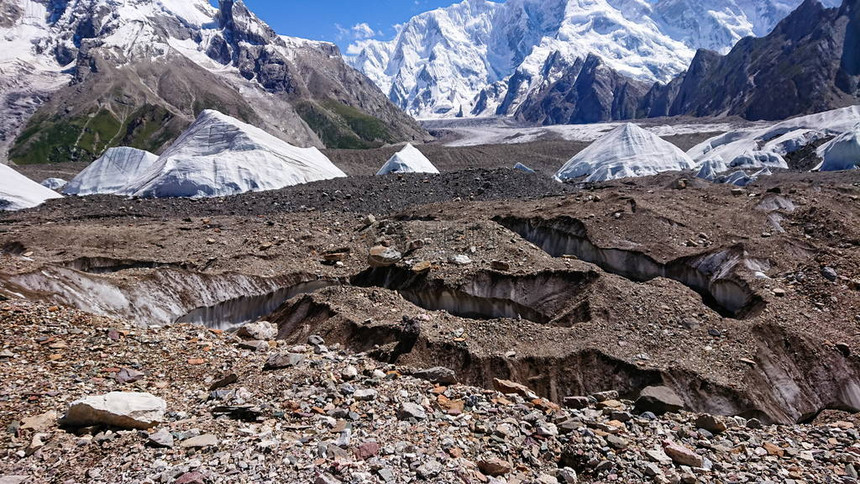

left=41, top=178, right=67, bottom=191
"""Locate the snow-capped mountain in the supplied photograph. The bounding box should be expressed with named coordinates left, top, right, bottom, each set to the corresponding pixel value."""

left=347, top=0, right=840, bottom=119
left=0, top=0, right=426, bottom=165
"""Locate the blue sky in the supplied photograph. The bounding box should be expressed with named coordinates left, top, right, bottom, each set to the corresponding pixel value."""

left=235, top=0, right=472, bottom=49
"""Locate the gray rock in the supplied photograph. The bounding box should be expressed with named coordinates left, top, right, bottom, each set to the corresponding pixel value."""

left=368, top=246, right=402, bottom=267
left=591, top=391, right=619, bottom=402
left=237, top=321, right=277, bottom=341
left=634, top=386, right=684, bottom=415
left=263, top=353, right=306, bottom=370
left=417, top=459, right=442, bottom=478
left=238, top=340, right=269, bottom=352
left=354, top=389, right=378, bottom=401
left=448, top=254, right=472, bottom=266
left=398, top=402, right=426, bottom=420
left=115, top=368, right=145, bottom=384
left=412, top=366, right=456, bottom=384
left=180, top=434, right=219, bottom=449
left=62, top=392, right=166, bottom=430
left=0, top=477, right=28, bottom=484
left=315, top=473, right=342, bottom=484
left=147, top=428, right=174, bottom=448
left=559, top=468, right=578, bottom=484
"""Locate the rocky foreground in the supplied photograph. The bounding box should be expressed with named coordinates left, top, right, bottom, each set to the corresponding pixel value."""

left=1, top=302, right=858, bottom=484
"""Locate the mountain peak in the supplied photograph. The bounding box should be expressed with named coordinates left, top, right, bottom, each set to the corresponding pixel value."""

left=349, top=0, right=825, bottom=119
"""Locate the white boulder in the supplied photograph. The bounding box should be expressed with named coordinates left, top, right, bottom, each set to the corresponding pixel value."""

left=62, top=392, right=166, bottom=429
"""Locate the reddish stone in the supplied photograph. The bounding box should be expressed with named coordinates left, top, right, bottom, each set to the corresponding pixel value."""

left=354, top=442, right=380, bottom=460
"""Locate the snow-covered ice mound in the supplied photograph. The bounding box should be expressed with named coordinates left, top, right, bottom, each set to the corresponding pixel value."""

left=41, top=178, right=67, bottom=191
left=63, top=147, right=159, bottom=196
left=0, top=164, right=62, bottom=211
left=815, top=126, right=860, bottom=172
left=555, top=124, right=695, bottom=182
left=376, top=144, right=439, bottom=175
left=124, top=110, right=346, bottom=198
left=689, top=106, right=860, bottom=173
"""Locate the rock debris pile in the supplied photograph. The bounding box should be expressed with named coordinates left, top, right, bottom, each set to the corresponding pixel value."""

left=1, top=302, right=858, bottom=483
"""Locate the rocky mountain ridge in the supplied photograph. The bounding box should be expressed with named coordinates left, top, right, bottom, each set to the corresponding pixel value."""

left=347, top=0, right=840, bottom=119
left=517, top=0, right=860, bottom=124
left=0, top=0, right=427, bottom=165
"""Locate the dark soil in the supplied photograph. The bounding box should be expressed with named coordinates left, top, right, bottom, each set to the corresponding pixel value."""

left=0, top=169, right=572, bottom=223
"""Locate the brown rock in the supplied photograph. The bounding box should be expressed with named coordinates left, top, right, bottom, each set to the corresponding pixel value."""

left=491, top=260, right=511, bottom=272
left=662, top=440, right=703, bottom=467
left=635, top=386, right=684, bottom=415
left=564, top=396, right=590, bottom=409
left=493, top=379, right=537, bottom=399
left=478, top=458, right=512, bottom=476
left=411, top=261, right=432, bottom=273
left=763, top=442, right=784, bottom=457
left=695, top=414, right=727, bottom=434
left=355, top=442, right=380, bottom=460
left=368, top=246, right=401, bottom=267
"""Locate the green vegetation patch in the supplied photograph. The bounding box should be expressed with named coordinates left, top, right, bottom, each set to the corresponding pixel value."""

left=296, top=99, right=394, bottom=149
left=10, top=104, right=185, bottom=165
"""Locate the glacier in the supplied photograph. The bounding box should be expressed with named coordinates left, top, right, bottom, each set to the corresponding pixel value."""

left=816, top=127, right=860, bottom=172
left=688, top=106, right=860, bottom=173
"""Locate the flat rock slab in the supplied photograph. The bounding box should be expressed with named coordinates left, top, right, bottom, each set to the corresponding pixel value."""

left=0, top=477, right=29, bottom=484
left=180, top=434, right=219, bottom=448
left=62, top=392, right=166, bottom=430
left=263, top=353, right=306, bottom=370
left=635, top=386, right=684, bottom=415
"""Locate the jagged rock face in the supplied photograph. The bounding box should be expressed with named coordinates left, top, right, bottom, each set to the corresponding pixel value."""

left=662, top=0, right=860, bottom=121
left=518, top=0, right=860, bottom=125
left=347, top=0, right=838, bottom=119
left=0, top=0, right=426, bottom=165
left=515, top=55, right=651, bottom=125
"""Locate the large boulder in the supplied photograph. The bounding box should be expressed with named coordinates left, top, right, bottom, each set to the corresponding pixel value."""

left=634, top=386, right=684, bottom=415
left=368, top=246, right=402, bottom=267
left=237, top=321, right=277, bottom=341
left=61, top=392, right=166, bottom=429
